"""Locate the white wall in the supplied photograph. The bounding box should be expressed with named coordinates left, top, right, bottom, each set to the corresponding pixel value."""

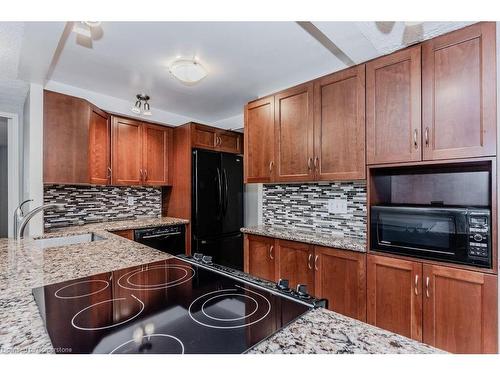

left=22, top=83, right=44, bottom=236
left=45, top=80, right=205, bottom=127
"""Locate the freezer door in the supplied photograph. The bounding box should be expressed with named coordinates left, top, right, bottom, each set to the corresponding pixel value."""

left=192, top=149, right=222, bottom=238
left=220, top=153, right=244, bottom=234
left=193, top=233, right=243, bottom=270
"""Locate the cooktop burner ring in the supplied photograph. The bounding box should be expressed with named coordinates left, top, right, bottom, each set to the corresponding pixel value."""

left=201, top=293, right=259, bottom=321
left=54, top=279, right=110, bottom=299
left=71, top=294, right=144, bottom=331
left=117, top=264, right=195, bottom=291
left=188, top=285, right=271, bottom=329
left=109, top=334, right=185, bottom=354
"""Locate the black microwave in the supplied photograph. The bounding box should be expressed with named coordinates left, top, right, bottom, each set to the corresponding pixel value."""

left=370, top=205, right=491, bottom=268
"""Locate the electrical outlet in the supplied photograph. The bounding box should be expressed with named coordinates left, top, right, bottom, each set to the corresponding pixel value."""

left=327, top=199, right=347, bottom=214
left=127, top=197, right=135, bottom=206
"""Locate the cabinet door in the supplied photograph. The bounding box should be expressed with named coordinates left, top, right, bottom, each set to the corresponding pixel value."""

left=244, top=97, right=275, bottom=183
left=314, top=65, right=366, bottom=180
left=367, top=254, right=423, bottom=340
left=274, top=83, right=314, bottom=182
left=244, top=235, right=276, bottom=282
left=422, top=22, right=496, bottom=160
left=315, top=247, right=367, bottom=321
left=88, top=107, right=110, bottom=185
left=142, top=123, right=172, bottom=186
left=366, top=46, right=422, bottom=165
left=192, top=124, right=217, bottom=150
left=111, top=117, right=143, bottom=185
left=217, top=131, right=242, bottom=154
left=276, top=240, right=314, bottom=295
left=423, top=264, right=498, bottom=353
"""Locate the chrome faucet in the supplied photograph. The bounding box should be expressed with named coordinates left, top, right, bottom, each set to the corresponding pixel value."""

left=15, top=201, right=65, bottom=240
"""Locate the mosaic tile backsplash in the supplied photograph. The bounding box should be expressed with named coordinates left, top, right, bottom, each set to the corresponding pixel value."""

left=262, top=181, right=367, bottom=240
left=43, top=185, right=162, bottom=230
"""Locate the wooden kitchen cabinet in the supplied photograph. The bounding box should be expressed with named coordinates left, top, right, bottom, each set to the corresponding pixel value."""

left=422, top=264, right=498, bottom=353
left=314, top=65, right=366, bottom=180
left=244, top=235, right=277, bottom=282
left=111, top=117, right=143, bottom=185
left=244, top=97, right=275, bottom=183
left=111, top=116, right=173, bottom=186
left=274, top=83, right=314, bottom=182
left=366, top=45, right=422, bottom=165
left=191, top=123, right=243, bottom=154
left=276, top=240, right=314, bottom=295
left=422, top=22, right=496, bottom=160
left=315, top=246, right=366, bottom=321
left=110, top=229, right=134, bottom=240
left=44, top=90, right=111, bottom=185
left=367, top=254, right=423, bottom=341
left=142, top=123, right=173, bottom=186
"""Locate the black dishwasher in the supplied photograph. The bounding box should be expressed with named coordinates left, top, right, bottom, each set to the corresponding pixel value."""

left=134, top=225, right=186, bottom=255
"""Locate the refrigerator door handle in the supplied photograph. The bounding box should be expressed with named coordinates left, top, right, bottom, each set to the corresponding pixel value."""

left=216, top=167, right=223, bottom=220
left=222, top=169, right=229, bottom=216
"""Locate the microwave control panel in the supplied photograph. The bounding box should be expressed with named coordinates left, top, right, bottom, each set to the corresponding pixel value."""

left=467, top=212, right=490, bottom=259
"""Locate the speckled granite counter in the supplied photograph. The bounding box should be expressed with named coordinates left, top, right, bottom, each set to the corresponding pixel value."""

left=1, top=218, right=440, bottom=354
left=241, top=225, right=366, bottom=253
left=249, top=308, right=443, bottom=354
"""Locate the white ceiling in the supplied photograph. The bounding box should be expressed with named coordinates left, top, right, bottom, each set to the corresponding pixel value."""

left=1, top=21, right=475, bottom=125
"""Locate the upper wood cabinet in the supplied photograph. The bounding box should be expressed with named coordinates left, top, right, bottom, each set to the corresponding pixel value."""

left=88, top=107, right=111, bottom=185
left=314, top=246, right=366, bottom=321
left=191, top=123, right=242, bottom=154
left=44, top=90, right=111, bottom=185
left=314, top=65, right=366, bottom=180
left=244, top=97, right=275, bottom=183
left=111, top=116, right=173, bottom=186
left=422, top=22, right=497, bottom=160
left=244, top=234, right=277, bottom=282
left=142, top=123, right=173, bottom=186
left=366, top=45, right=422, bottom=165
left=422, top=264, right=498, bottom=354
left=276, top=240, right=315, bottom=295
left=274, top=83, right=315, bottom=182
left=367, top=254, right=423, bottom=341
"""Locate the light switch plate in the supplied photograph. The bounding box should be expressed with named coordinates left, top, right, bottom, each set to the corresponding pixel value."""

left=127, top=197, right=135, bottom=206
left=327, top=199, right=347, bottom=214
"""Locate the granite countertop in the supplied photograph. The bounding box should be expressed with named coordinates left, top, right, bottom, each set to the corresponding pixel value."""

left=241, top=225, right=366, bottom=253
left=0, top=218, right=440, bottom=354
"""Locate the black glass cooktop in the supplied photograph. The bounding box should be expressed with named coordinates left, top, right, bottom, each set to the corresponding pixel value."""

left=32, top=258, right=311, bottom=354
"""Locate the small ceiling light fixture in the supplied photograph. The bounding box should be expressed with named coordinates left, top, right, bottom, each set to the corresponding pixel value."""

left=131, top=94, right=152, bottom=116
left=169, top=57, right=208, bottom=85
left=73, top=21, right=101, bottom=38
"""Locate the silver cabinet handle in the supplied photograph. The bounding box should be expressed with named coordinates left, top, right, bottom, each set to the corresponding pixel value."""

left=314, top=156, right=319, bottom=171
left=413, top=129, right=418, bottom=149
left=314, top=255, right=319, bottom=271
left=307, top=157, right=313, bottom=170
left=144, top=169, right=148, bottom=181
left=269, top=245, right=274, bottom=260
left=107, top=167, right=112, bottom=179
left=425, top=276, right=430, bottom=298
left=425, top=127, right=429, bottom=147
left=269, top=161, right=274, bottom=174
left=414, top=274, right=419, bottom=296
left=139, top=169, right=143, bottom=181
left=307, top=253, right=313, bottom=270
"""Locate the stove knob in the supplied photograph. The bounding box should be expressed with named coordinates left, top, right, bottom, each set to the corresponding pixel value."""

left=296, top=284, right=309, bottom=298
left=473, top=234, right=483, bottom=242
left=276, top=278, right=290, bottom=291
left=193, top=253, right=204, bottom=261
left=201, top=255, right=213, bottom=264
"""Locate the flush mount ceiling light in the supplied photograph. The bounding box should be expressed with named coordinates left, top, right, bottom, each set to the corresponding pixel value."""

left=169, top=58, right=208, bottom=85
left=73, top=21, right=101, bottom=38
left=131, top=94, right=152, bottom=116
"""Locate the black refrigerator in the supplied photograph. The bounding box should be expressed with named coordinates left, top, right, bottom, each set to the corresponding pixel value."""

left=191, top=148, right=244, bottom=270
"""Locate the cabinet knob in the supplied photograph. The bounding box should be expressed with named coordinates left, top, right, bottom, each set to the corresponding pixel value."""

left=107, top=167, right=112, bottom=179
left=425, top=127, right=430, bottom=147
left=314, top=156, right=319, bottom=171
left=269, top=161, right=274, bottom=174
left=307, top=157, right=313, bottom=171
left=314, top=255, right=319, bottom=271
left=269, top=245, right=274, bottom=260
left=413, top=129, right=418, bottom=149
left=307, top=253, right=313, bottom=270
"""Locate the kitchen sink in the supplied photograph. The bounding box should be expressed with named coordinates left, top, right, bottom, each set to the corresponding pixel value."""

left=33, top=233, right=106, bottom=249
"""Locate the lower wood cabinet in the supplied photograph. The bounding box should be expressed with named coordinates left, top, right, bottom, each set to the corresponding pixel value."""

left=367, top=254, right=423, bottom=340
left=244, top=235, right=367, bottom=321
left=110, top=229, right=134, bottom=240
left=315, top=246, right=366, bottom=321
left=276, top=240, right=314, bottom=295
left=367, top=254, right=498, bottom=353
left=244, top=235, right=277, bottom=282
